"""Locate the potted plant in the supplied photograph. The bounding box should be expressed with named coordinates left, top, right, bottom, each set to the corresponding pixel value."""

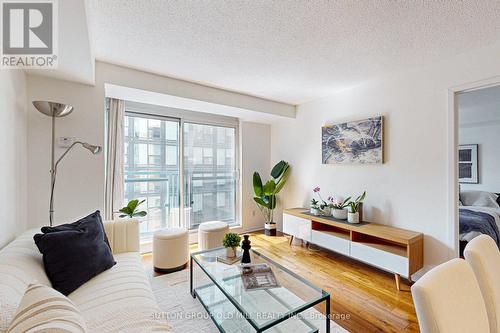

left=312, top=187, right=330, bottom=216
left=253, top=160, right=291, bottom=236
left=118, top=199, right=147, bottom=218
left=310, top=198, right=320, bottom=215
left=222, top=233, right=241, bottom=258
left=348, top=191, right=366, bottom=224
left=330, top=196, right=351, bottom=220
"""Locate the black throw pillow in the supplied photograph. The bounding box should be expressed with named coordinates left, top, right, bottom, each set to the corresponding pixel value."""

left=41, top=211, right=111, bottom=250
left=34, top=211, right=116, bottom=296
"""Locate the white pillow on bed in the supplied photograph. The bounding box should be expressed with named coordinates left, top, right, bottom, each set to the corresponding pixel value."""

left=461, top=191, right=499, bottom=208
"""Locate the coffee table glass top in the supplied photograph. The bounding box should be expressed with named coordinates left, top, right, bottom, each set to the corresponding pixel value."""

left=191, top=247, right=329, bottom=332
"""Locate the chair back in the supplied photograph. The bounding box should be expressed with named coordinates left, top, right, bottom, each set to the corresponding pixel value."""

left=411, top=258, right=489, bottom=333
left=464, top=235, right=500, bottom=333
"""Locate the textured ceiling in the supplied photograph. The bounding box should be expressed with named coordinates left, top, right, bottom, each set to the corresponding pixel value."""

left=86, top=0, right=500, bottom=105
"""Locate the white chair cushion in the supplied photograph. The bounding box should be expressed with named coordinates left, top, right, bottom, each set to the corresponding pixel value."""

left=464, top=235, right=500, bottom=333
left=411, top=258, right=490, bottom=333
left=7, top=283, right=87, bottom=333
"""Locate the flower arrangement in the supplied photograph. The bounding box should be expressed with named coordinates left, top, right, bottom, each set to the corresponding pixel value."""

left=328, top=196, right=351, bottom=210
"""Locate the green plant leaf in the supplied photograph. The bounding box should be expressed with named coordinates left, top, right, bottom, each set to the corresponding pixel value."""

left=274, top=165, right=290, bottom=193
left=263, top=180, right=276, bottom=196
left=270, top=160, right=287, bottom=179
left=133, top=211, right=147, bottom=217
left=127, top=199, right=139, bottom=211
left=253, top=196, right=269, bottom=208
left=253, top=172, right=263, bottom=197
left=269, top=195, right=277, bottom=209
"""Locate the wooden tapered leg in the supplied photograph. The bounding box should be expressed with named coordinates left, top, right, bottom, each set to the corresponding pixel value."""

left=394, top=273, right=401, bottom=291
left=289, top=235, right=294, bottom=246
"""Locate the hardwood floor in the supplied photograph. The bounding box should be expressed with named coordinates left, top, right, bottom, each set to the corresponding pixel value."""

left=142, top=231, right=420, bottom=333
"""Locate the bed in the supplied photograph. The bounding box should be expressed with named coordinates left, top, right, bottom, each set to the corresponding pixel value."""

left=459, top=191, right=500, bottom=256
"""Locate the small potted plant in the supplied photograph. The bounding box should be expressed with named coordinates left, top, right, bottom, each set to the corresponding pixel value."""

left=310, top=198, right=320, bottom=215
left=348, top=191, right=366, bottom=224
left=312, top=187, right=330, bottom=216
left=330, top=196, right=351, bottom=220
left=222, top=233, right=241, bottom=258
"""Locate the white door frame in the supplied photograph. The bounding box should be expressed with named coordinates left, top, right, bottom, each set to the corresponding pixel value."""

left=447, top=75, right=500, bottom=258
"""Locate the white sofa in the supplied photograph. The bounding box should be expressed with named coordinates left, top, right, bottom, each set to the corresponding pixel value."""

left=0, top=219, right=170, bottom=332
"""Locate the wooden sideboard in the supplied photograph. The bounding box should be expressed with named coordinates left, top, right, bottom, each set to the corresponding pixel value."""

left=283, top=208, right=423, bottom=290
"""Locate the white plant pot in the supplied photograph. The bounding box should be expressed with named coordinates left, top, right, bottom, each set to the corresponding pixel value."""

left=348, top=212, right=360, bottom=224
left=321, top=206, right=331, bottom=216
left=225, top=247, right=237, bottom=258
left=264, top=222, right=277, bottom=236
left=332, top=209, right=348, bottom=220
left=310, top=208, right=320, bottom=216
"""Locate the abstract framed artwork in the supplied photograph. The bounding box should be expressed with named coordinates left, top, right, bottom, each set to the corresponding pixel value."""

left=322, top=116, right=383, bottom=164
left=458, top=144, right=479, bottom=183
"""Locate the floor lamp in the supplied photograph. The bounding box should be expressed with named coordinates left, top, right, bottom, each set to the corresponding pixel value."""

left=33, top=101, right=102, bottom=226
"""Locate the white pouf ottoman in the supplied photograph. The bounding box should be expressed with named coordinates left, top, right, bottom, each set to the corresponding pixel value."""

left=153, top=228, right=189, bottom=273
left=197, top=221, right=229, bottom=251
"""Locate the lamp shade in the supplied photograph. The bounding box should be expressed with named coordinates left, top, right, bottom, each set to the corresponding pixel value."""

left=33, top=101, right=74, bottom=117
left=82, top=143, right=102, bottom=154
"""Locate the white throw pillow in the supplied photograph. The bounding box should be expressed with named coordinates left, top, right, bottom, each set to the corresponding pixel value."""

left=7, top=284, right=87, bottom=333
left=461, top=191, right=499, bottom=208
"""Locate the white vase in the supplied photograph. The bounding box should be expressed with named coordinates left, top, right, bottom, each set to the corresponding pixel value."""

left=332, top=209, right=348, bottom=220
left=225, top=247, right=237, bottom=258
left=348, top=212, right=360, bottom=224
left=310, top=207, right=320, bottom=215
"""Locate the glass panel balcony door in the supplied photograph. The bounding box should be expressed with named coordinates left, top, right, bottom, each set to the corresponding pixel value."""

left=183, top=123, right=237, bottom=230
left=124, top=114, right=180, bottom=239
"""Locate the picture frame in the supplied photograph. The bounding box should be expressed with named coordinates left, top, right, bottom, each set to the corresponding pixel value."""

left=322, top=116, right=383, bottom=164
left=458, top=144, right=478, bottom=184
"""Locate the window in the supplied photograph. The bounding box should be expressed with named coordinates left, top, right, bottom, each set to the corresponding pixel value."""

left=184, top=123, right=237, bottom=229
left=122, top=104, right=239, bottom=240
left=123, top=114, right=180, bottom=238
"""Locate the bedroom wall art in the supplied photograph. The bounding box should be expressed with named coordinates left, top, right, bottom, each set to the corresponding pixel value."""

left=322, top=116, right=383, bottom=164
left=459, top=144, right=479, bottom=183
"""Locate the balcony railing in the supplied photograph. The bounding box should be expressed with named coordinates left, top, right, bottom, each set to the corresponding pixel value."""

left=124, top=169, right=236, bottom=236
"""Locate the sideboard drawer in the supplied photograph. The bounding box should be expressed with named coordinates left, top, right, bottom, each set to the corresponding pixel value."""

left=311, top=230, right=350, bottom=256
left=350, top=242, right=409, bottom=277
left=283, top=214, right=311, bottom=242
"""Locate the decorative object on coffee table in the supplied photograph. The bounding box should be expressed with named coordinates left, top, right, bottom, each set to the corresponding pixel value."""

left=222, top=233, right=241, bottom=258
left=241, top=235, right=251, bottom=264
left=33, top=101, right=102, bottom=226
left=253, top=160, right=290, bottom=236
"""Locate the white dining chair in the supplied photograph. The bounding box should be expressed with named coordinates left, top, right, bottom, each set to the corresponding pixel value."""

left=464, top=235, right=500, bottom=333
left=411, top=258, right=490, bottom=333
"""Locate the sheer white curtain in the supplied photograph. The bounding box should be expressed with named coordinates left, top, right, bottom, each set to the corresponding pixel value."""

left=104, top=98, right=125, bottom=220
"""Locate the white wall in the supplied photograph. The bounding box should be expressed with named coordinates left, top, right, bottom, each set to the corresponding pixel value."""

left=0, top=71, right=28, bottom=248
left=271, top=42, right=500, bottom=269
left=459, top=124, right=500, bottom=192
left=240, top=122, right=271, bottom=232
left=26, top=62, right=276, bottom=233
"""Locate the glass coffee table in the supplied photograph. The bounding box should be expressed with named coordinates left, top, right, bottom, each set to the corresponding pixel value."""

left=190, top=247, right=331, bottom=333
